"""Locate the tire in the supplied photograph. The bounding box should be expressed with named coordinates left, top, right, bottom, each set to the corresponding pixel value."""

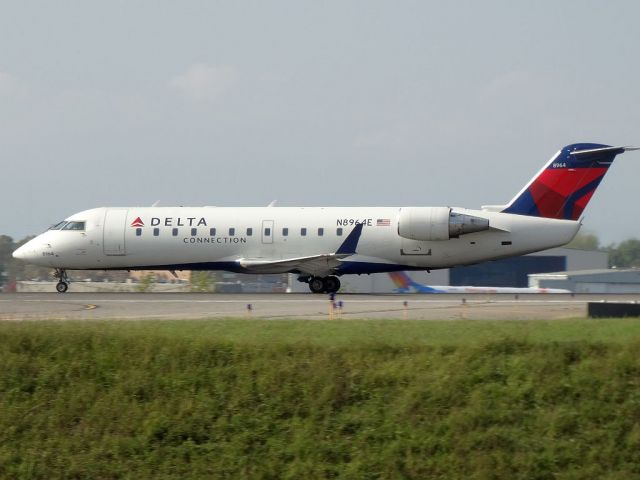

left=325, top=276, right=341, bottom=293
left=56, top=282, right=69, bottom=293
left=308, top=277, right=326, bottom=294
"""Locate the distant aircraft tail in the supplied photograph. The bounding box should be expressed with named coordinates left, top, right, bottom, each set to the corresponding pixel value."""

left=388, top=271, right=413, bottom=291
left=388, top=271, right=439, bottom=293
left=502, top=144, right=638, bottom=220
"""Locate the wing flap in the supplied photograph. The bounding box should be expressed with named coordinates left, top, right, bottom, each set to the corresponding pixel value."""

left=238, top=254, right=346, bottom=276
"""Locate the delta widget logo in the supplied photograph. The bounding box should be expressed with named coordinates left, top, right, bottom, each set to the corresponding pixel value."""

left=131, top=217, right=144, bottom=227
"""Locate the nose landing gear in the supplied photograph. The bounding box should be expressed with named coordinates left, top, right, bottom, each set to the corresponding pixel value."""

left=54, top=269, right=69, bottom=293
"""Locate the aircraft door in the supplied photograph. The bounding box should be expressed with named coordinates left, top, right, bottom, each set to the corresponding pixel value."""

left=262, top=220, right=274, bottom=244
left=103, top=209, right=128, bottom=255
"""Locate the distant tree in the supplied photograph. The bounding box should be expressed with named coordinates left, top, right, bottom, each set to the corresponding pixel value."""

left=566, top=232, right=600, bottom=250
left=0, top=235, right=14, bottom=266
left=608, top=239, right=640, bottom=268
left=136, top=273, right=155, bottom=292
left=190, top=272, right=215, bottom=293
left=0, top=235, right=52, bottom=285
left=0, top=236, right=15, bottom=287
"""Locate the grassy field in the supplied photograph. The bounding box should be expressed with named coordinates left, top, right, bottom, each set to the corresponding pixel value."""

left=1, top=318, right=640, bottom=479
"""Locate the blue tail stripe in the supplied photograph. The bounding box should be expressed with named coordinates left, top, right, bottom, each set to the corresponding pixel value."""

left=502, top=189, right=539, bottom=217
left=563, top=176, right=605, bottom=219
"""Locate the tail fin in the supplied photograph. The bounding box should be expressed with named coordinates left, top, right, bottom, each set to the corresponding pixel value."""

left=388, top=271, right=413, bottom=291
left=502, top=144, right=637, bottom=220
left=388, top=272, right=440, bottom=293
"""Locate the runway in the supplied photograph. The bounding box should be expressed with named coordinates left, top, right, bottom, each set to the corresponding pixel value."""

left=2, top=293, right=640, bottom=320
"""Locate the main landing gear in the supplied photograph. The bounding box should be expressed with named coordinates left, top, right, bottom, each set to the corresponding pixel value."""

left=306, top=276, right=341, bottom=294
left=54, top=268, right=69, bottom=293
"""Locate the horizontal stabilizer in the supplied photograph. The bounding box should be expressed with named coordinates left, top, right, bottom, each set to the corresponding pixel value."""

left=569, top=145, right=639, bottom=157
left=481, top=204, right=508, bottom=212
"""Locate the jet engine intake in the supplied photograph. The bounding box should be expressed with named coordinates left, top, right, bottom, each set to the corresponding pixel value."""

left=398, top=207, right=489, bottom=241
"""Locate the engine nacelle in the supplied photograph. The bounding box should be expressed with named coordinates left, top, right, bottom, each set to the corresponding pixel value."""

left=398, top=207, right=489, bottom=241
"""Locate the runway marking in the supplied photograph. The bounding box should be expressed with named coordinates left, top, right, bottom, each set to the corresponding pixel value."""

left=84, top=304, right=98, bottom=310
left=18, top=298, right=592, bottom=305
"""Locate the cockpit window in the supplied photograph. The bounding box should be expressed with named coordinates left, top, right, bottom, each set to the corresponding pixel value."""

left=49, top=221, right=67, bottom=230
left=62, top=221, right=86, bottom=231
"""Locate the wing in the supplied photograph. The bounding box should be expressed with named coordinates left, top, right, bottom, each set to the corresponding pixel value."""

left=236, top=223, right=364, bottom=276
left=238, top=253, right=346, bottom=276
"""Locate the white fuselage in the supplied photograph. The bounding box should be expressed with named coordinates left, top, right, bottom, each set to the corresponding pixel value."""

left=15, top=206, right=580, bottom=277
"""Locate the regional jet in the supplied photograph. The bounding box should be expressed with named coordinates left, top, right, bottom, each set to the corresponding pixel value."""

left=13, top=143, right=637, bottom=293
left=388, top=271, right=571, bottom=294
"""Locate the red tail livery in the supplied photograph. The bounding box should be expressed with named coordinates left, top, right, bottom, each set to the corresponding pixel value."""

left=503, top=144, right=637, bottom=220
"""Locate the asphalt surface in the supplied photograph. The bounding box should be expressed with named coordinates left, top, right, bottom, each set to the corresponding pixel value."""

left=2, top=293, right=640, bottom=320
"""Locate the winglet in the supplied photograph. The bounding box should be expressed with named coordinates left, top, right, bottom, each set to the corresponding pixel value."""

left=335, top=223, right=364, bottom=255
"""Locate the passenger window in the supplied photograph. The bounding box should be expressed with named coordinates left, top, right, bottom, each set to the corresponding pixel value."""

left=172, top=228, right=178, bottom=236
left=282, top=228, right=289, bottom=237
left=153, top=228, right=159, bottom=237
left=301, top=228, right=307, bottom=236
left=247, top=228, right=252, bottom=236
left=229, top=228, right=235, bottom=236
left=136, top=228, right=142, bottom=236
left=318, top=228, right=324, bottom=236
left=191, top=228, right=197, bottom=236
left=62, top=221, right=86, bottom=231
left=265, top=228, right=271, bottom=236
left=210, top=228, right=216, bottom=236
left=337, top=228, right=343, bottom=236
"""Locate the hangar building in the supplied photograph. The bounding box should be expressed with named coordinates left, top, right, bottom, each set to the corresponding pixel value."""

left=529, top=269, right=640, bottom=294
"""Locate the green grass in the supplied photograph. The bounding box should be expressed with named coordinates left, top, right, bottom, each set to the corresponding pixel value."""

left=4, top=317, right=640, bottom=347
left=1, top=319, right=640, bottom=479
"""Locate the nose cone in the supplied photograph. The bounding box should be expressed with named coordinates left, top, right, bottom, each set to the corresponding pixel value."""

left=12, top=244, right=28, bottom=260
left=12, top=239, right=38, bottom=263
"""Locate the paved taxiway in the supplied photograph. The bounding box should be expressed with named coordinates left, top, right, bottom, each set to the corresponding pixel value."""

left=2, top=293, right=640, bottom=320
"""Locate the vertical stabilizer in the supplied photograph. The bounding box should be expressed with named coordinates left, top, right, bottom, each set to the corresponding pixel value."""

left=502, top=144, right=636, bottom=220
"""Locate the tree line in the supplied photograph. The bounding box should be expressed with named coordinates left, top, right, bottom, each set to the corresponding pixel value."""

left=566, top=233, right=640, bottom=268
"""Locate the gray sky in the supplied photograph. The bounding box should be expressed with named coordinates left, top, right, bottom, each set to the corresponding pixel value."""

left=1, top=1, right=639, bottom=244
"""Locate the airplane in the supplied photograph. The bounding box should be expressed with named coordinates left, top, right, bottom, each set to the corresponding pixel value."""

left=388, top=271, right=571, bottom=294
left=12, top=143, right=638, bottom=294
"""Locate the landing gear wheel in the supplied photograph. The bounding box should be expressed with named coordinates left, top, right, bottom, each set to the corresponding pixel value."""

left=53, top=268, right=70, bottom=293
left=324, top=276, right=341, bottom=293
left=307, top=276, right=340, bottom=294
left=309, top=277, right=326, bottom=294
